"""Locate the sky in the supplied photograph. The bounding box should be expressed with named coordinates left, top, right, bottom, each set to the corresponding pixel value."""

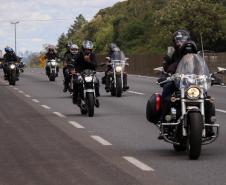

left=0, top=0, right=126, bottom=55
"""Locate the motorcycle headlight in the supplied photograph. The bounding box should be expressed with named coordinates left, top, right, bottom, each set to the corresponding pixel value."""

left=84, top=76, right=93, bottom=82
left=186, top=87, right=200, bottom=99
left=51, top=61, right=57, bottom=66
left=115, top=66, right=122, bottom=73
left=10, top=64, right=16, bottom=69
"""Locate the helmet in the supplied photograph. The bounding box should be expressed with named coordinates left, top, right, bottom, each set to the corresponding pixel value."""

left=173, top=30, right=190, bottom=48
left=47, top=45, right=55, bottom=53
left=5, top=46, right=13, bottom=53
left=82, top=40, right=93, bottom=50
left=109, top=43, right=117, bottom=52
left=70, top=44, right=79, bottom=54
left=66, top=42, right=72, bottom=49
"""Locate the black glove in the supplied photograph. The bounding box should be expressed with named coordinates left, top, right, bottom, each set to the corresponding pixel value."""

left=211, top=74, right=224, bottom=86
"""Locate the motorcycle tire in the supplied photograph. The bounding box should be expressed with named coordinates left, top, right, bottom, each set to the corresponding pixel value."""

left=49, top=73, right=56, bottom=81
left=86, top=92, right=95, bottom=117
left=116, top=77, right=122, bottom=97
left=9, top=71, right=16, bottom=86
left=188, top=112, right=203, bottom=160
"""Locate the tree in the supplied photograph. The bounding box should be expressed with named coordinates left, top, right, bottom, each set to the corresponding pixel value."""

left=155, top=0, right=226, bottom=51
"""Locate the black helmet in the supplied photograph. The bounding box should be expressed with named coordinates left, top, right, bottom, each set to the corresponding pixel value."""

left=173, top=30, right=190, bottom=48
left=109, top=43, right=117, bottom=52
left=5, top=46, right=13, bottom=53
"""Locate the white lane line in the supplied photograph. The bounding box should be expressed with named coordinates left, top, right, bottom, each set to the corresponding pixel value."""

left=32, top=99, right=40, bottom=103
left=25, top=94, right=31, bottom=98
left=129, top=74, right=158, bottom=80
left=216, top=109, right=226, bottom=114
left=14, top=87, right=18, bottom=90
left=91, top=135, right=112, bottom=146
left=123, top=156, right=154, bottom=172
left=68, top=121, right=85, bottom=129
left=128, top=90, right=145, bottom=95
left=41, top=105, right=51, bottom=110
left=19, top=90, right=24, bottom=94
left=53, top=112, right=66, bottom=118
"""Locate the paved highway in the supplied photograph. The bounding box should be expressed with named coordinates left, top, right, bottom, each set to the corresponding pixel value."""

left=0, top=68, right=226, bottom=185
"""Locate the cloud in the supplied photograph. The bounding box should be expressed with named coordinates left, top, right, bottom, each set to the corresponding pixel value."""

left=0, top=0, right=125, bottom=52
left=31, top=38, right=45, bottom=43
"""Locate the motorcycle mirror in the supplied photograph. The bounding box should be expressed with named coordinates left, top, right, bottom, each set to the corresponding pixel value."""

left=153, top=67, right=164, bottom=72
left=217, top=67, right=226, bottom=74
left=105, top=57, right=110, bottom=61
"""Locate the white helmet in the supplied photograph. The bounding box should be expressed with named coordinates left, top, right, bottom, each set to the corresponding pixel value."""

left=82, top=40, right=93, bottom=50
left=70, top=44, right=79, bottom=54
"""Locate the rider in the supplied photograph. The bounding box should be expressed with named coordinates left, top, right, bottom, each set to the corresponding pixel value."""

left=3, top=47, right=20, bottom=80
left=104, top=43, right=129, bottom=92
left=44, top=45, right=59, bottom=77
left=63, top=44, right=79, bottom=92
left=160, top=29, right=216, bottom=138
left=75, top=40, right=100, bottom=103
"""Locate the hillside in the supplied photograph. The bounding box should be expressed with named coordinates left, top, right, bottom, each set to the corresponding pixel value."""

left=57, top=0, right=226, bottom=57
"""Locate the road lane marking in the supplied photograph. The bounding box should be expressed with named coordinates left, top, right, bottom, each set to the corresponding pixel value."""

left=216, top=109, right=226, bottom=114
left=14, top=87, right=18, bottom=90
left=68, top=121, right=85, bottom=129
left=91, top=135, right=112, bottom=146
left=32, top=99, right=40, bottom=103
left=128, top=91, right=145, bottom=95
left=53, top=112, right=66, bottom=118
left=123, top=156, right=154, bottom=171
left=25, top=94, right=31, bottom=98
left=19, top=90, right=24, bottom=94
left=41, top=105, right=51, bottom=110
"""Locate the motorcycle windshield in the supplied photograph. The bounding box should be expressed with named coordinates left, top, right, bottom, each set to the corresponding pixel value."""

left=110, top=51, right=126, bottom=63
left=175, top=54, right=211, bottom=91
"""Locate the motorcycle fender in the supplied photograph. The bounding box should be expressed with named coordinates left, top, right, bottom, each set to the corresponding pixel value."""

left=85, top=89, right=95, bottom=93
left=184, top=107, right=201, bottom=128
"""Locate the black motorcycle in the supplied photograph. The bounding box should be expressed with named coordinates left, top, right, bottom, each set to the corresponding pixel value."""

left=75, top=69, right=99, bottom=117
left=6, top=61, right=19, bottom=85
left=146, top=53, right=225, bottom=159
left=104, top=50, right=129, bottom=97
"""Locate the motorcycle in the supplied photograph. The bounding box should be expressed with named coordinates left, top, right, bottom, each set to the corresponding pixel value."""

left=75, top=69, right=99, bottom=117
left=46, top=59, right=58, bottom=81
left=146, top=53, right=226, bottom=159
left=6, top=61, right=19, bottom=85
left=105, top=50, right=129, bottom=97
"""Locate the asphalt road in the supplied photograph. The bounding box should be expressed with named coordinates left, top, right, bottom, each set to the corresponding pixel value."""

left=0, top=68, right=226, bottom=185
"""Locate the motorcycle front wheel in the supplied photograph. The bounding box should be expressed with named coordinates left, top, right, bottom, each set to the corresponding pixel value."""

left=188, top=112, right=203, bottom=160
left=116, top=77, right=122, bottom=97
left=86, top=92, right=95, bottom=117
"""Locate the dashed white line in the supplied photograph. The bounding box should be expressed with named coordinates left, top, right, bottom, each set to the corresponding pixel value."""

left=32, top=99, right=40, bottom=103
left=123, top=156, right=154, bottom=172
left=14, top=87, right=18, bottom=90
left=216, top=109, right=226, bottom=114
left=68, top=121, right=85, bottom=129
left=91, top=135, right=112, bottom=146
left=19, top=90, right=24, bottom=94
left=25, top=94, right=31, bottom=98
left=53, top=112, right=66, bottom=118
left=128, top=91, right=145, bottom=95
left=41, top=105, right=51, bottom=110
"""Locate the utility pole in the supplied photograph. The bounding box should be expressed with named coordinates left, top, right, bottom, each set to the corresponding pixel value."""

left=11, top=21, right=19, bottom=54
